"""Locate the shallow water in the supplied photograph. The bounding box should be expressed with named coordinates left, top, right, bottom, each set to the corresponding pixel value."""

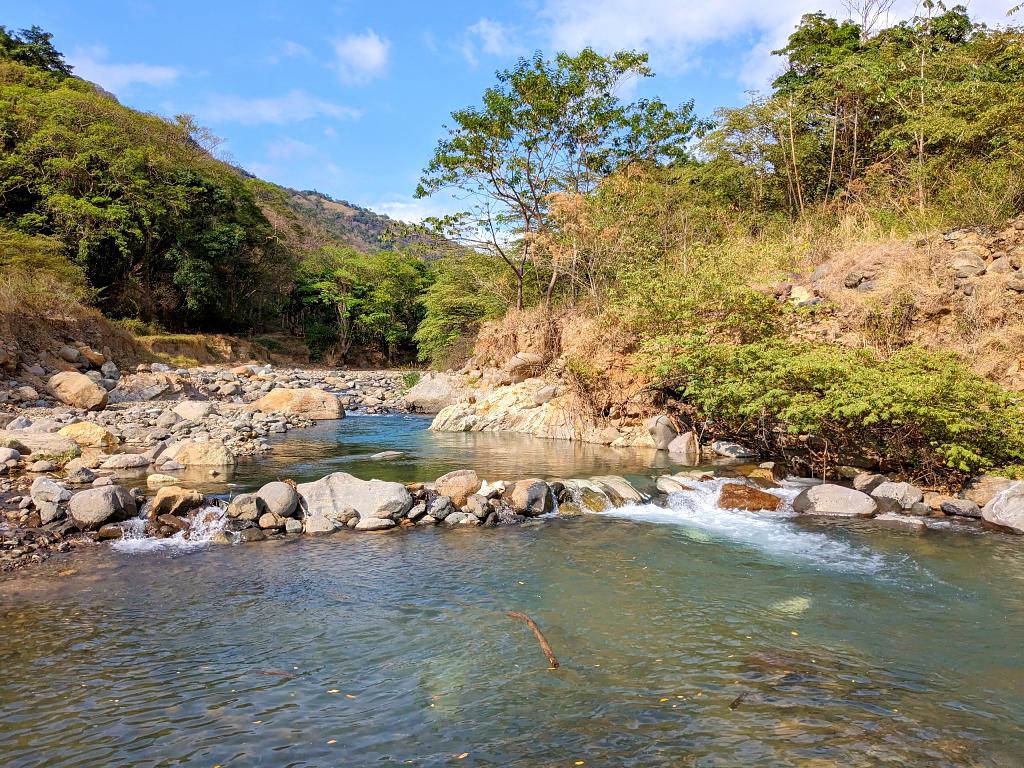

left=2, top=419, right=1023, bottom=767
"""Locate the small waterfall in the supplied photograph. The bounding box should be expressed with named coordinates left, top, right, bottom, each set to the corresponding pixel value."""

left=112, top=505, right=235, bottom=554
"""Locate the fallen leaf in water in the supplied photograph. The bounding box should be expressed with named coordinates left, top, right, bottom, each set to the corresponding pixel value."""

left=327, top=739, right=337, bottom=745
left=659, top=698, right=670, bottom=702
left=252, top=720, right=262, bottom=724
left=327, top=689, right=340, bottom=694
left=346, top=694, right=356, bottom=699
left=575, top=762, right=585, bottom=766
left=58, top=569, right=78, bottom=577
left=791, top=631, right=799, bottom=636
left=456, top=753, right=469, bottom=760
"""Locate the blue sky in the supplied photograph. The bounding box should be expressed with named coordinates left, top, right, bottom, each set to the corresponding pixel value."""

left=1, top=0, right=1012, bottom=221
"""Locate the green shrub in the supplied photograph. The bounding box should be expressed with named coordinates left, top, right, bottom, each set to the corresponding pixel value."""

left=646, top=338, right=1024, bottom=484
left=401, top=371, right=421, bottom=390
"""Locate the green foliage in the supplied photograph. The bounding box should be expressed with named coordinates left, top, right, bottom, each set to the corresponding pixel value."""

left=413, top=252, right=509, bottom=366
left=401, top=371, right=421, bottom=390
left=0, top=226, right=92, bottom=305
left=647, top=339, right=1024, bottom=482
left=288, top=247, right=430, bottom=363
left=0, top=25, right=72, bottom=77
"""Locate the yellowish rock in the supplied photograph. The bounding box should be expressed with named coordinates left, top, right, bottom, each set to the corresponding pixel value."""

left=146, top=473, right=180, bottom=488
left=58, top=421, right=118, bottom=450
left=251, top=387, right=344, bottom=420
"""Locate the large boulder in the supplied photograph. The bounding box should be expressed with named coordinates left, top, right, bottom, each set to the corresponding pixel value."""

left=711, top=440, right=757, bottom=458
left=718, top=483, right=781, bottom=512
left=297, top=472, right=413, bottom=521
left=151, top=486, right=204, bottom=517
left=163, top=440, right=236, bottom=467
left=508, top=479, right=554, bottom=516
left=647, top=415, right=679, bottom=451
left=68, top=485, right=136, bottom=530
left=251, top=388, right=344, bottom=420
left=434, top=469, right=481, bottom=508
left=981, top=482, right=1024, bottom=533
left=667, top=432, right=700, bottom=458
left=49, top=371, right=108, bottom=411
left=100, top=453, right=151, bottom=470
left=402, top=373, right=468, bottom=413
left=962, top=475, right=1014, bottom=507
left=792, top=484, right=877, bottom=517
left=256, top=481, right=299, bottom=518
left=58, top=422, right=118, bottom=450
left=108, top=372, right=199, bottom=403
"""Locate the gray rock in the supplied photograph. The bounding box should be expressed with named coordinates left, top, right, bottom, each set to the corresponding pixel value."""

left=950, top=249, right=987, bottom=277
left=465, top=494, right=490, bottom=519
left=428, top=495, right=457, bottom=520
left=256, top=481, right=298, bottom=518
left=173, top=400, right=216, bottom=421
left=239, top=527, right=266, bottom=543
left=647, top=415, right=678, bottom=450
left=226, top=493, right=260, bottom=522
left=0, top=446, right=20, bottom=463
left=852, top=473, right=887, bottom=494
left=303, top=514, right=338, bottom=534
left=962, top=475, right=1014, bottom=507
left=444, top=511, right=480, bottom=525
left=58, top=344, right=80, bottom=363
left=870, top=481, right=924, bottom=510
left=532, top=385, right=557, bottom=406
left=981, top=481, right=1024, bottom=533
left=68, top=485, right=136, bottom=530
left=100, top=453, right=151, bottom=470
left=65, top=466, right=97, bottom=484
left=284, top=517, right=303, bottom=534
left=31, top=476, right=71, bottom=524
left=711, top=440, right=757, bottom=458
left=297, top=472, right=413, bottom=521
left=873, top=512, right=927, bottom=530
left=940, top=498, right=982, bottom=518
left=508, top=479, right=554, bottom=516
left=667, top=432, right=699, bottom=458
left=792, top=484, right=877, bottom=517
left=354, top=517, right=396, bottom=531
left=29, top=460, right=56, bottom=473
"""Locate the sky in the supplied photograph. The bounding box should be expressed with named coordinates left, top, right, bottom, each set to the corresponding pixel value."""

left=1, top=0, right=1015, bottom=221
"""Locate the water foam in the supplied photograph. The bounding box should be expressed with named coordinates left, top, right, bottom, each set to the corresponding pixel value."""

left=111, top=505, right=234, bottom=554
left=602, top=479, right=890, bottom=575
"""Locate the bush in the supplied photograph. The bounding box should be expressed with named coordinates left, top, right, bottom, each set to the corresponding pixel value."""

left=401, top=371, right=421, bottom=390
left=646, top=338, right=1024, bottom=484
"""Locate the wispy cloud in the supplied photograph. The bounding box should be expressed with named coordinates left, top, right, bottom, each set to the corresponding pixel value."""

left=461, top=18, right=523, bottom=66
left=68, top=45, right=180, bottom=92
left=332, top=29, right=390, bottom=83
left=197, top=90, right=361, bottom=125
left=373, top=194, right=461, bottom=223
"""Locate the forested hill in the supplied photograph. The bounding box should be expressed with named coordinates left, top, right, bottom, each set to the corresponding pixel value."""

left=0, top=25, right=432, bottom=349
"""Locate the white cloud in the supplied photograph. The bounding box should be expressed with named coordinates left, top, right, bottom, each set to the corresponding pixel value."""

left=198, top=90, right=361, bottom=125
left=68, top=45, right=180, bottom=92
left=281, top=40, right=312, bottom=59
left=266, top=137, right=316, bottom=161
left=539, top=0, right=1016, bottom=90
left=333, top=29, right=390, bottom=83
left=373, top=195, right=460, bottom=223
left=462, top=18, right=523, bottom=65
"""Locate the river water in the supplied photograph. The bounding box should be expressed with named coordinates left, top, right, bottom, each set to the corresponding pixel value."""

left=1, top=415, right=1022, bottom=766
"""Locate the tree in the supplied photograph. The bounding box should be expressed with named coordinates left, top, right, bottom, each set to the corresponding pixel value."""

left=0, top=25, right=73, bottom=77
left=416, top=48, right=700, bottom=309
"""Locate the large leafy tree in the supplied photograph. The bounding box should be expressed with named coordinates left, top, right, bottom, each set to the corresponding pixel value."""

left=417, top=48, right=701, bottom=308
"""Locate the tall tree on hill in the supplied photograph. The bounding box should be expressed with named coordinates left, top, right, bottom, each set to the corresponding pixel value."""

left=416, top=49, right=700, bottom=309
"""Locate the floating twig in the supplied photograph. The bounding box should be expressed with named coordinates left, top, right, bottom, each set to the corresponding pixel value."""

left=728, top=692, right=748, bottom=711
left=506, top=610, right=559, bottom=669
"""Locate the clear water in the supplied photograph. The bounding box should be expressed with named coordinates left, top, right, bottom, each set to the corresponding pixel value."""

left=2, top=418, right=1023, bottom=767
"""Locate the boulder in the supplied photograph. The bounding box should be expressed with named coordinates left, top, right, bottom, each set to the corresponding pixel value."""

left=164, top=441, right=235, bottom=467
left=792, top=484, right=877, bottom=517
left=647, top=415, right=678, bottom=450
left=146, top=473, right=180, bottom=488
left=58, top=422, right=118, bottom=450
left=31, top=476, right=72, bottom=524
left=0, top=446, right=21, bottom=463
left=48, top=371, right=108, bottom=411
left=58, top=344, right=80, bottom=363
left=667, top=432, right=700, bottom=458
left=940, top=498, right=982, bottom=518
left=402, top=372, right=468, bottom=413
left=508, top=479, right=554, bottom=516
left=297, top=472, right=413, bottom=521
left=68, top=485, right=136, bottom=530
left=870, top=481, right=924, bottom=510
left=852, top=473, right=887, bottom=494
left=226, top=493, right=260, bottom=522
left=962, top=475, right=1014, bottom=507
left=251, top=388, right=344, bottom=420
left=109, top=372, right=197, bottom=403
left=981, top=482, right=1024, bottom=533
left=434, top=469, right=481, bottom=507
left=173, top=400, right=216, bottom=421
left=428, top=495, right=457, bottom=520
left=656, top=475, right=693, bottom=494
left=874, top=512, right=927, bottom=530
left=717, top=483, right=781, bottom=512
left=303, top=514, right=338, bottom=534
left=151, top=486, right=204, bottom=517
left=0, top=431, right=79, bottom=459
left=711, top=440, right=758, bottom=458
left=258, top=512, right=285, bottom=529
left=950, top=249, right=987, bottom=278
left=506, top=351, right=544, bottom=374
left=256, top=481, right=298, bottom=518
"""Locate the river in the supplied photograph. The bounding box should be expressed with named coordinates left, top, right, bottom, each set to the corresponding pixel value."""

left=1, top=414, right=1022, bottom=766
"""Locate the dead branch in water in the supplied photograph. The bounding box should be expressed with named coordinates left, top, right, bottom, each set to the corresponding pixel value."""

left=506, top=610, right=559, bottom=669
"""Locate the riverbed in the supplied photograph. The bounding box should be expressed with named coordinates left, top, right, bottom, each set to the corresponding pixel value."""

left=1, top=415, right=1022, bottom=766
